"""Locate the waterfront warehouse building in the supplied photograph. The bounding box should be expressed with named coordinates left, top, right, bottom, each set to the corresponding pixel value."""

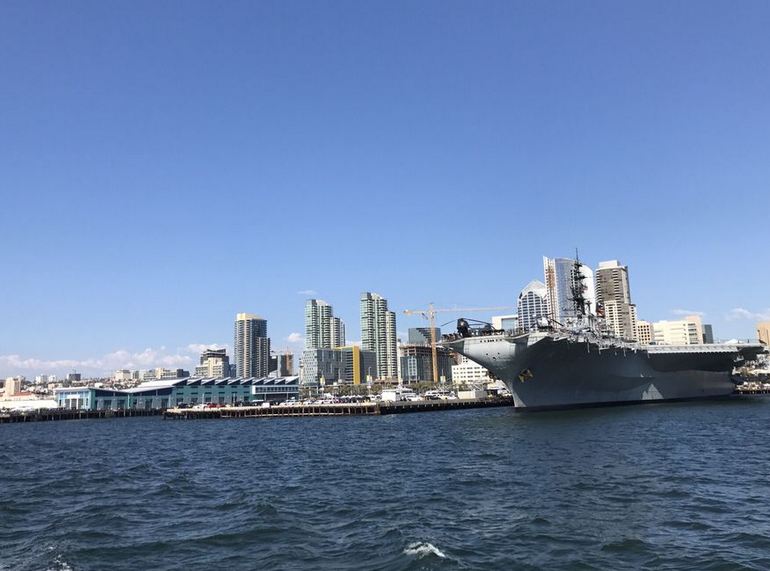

left=54, top=376, right=299, bottom=411
left=234, top=313, right=270, bottom=377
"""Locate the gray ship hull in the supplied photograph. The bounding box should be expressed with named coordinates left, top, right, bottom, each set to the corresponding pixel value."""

left=443, top=333, right=761, bottom=410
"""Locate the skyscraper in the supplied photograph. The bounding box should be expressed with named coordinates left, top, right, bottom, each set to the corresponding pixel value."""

left=233, top=313, right=270, bottom=378
left=305, top=299, right=345, bottom=349
left=594, top=260, right=637, bottom=340
left=543, top=256, right=596, bottom=324
left=517, top=280, right=548, bottom=331
left=360, top=292, right=398, bottom=380
left=331, top=317, right=345, bottom=348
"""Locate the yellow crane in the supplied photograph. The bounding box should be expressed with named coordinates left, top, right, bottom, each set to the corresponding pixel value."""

left=402, top=304, right=514, bottom=386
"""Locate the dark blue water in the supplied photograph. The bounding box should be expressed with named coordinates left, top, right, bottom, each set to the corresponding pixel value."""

left=2, top=399, right=770, bottom=570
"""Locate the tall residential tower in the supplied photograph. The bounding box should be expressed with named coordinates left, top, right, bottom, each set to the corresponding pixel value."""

left=517, top=280, right=548, bottom=331
left=360, top=292, right=398, bottom=380
left=594, top=260, right=637, bottom=340
left=305, top=299, right=346, bottom=350
left=543, top=256, right=596, bottom=323
left=233, top=313, right=270, bottom=378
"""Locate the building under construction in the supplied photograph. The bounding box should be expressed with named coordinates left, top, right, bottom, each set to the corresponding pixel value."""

left=400, top=344, right=456, bottom=384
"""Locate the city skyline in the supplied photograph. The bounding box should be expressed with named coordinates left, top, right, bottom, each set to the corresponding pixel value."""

left=3, top=254, right=767, bottom=378
left=2, top=2, right=769, bottom=376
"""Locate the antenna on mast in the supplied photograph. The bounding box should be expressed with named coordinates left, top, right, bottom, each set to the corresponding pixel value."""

left=569, top=248, right=588, bottom=318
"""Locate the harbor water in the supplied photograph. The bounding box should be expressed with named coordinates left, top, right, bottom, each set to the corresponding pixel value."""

left=2, top=398, right=770, bottom=570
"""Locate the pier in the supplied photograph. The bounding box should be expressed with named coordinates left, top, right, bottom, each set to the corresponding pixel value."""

left=0, top=408, right=162, bottom=424
left=162, top=397, right=515, bottom=420
left=6, top=391, right=767, bottom=424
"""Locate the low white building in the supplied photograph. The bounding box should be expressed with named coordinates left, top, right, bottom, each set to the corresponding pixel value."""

left=451, top=356, right=492, bottom=387
left=492, top=314, right=518, bottom=331
left=653, top=315, right=703, bottom=345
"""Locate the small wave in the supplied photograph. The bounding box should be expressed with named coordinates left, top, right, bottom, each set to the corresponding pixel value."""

left=47, top=554, right=73, bottom=571
left=403, top=541, right=447, bottom=559
left=601, top=537, right=649, bottom=553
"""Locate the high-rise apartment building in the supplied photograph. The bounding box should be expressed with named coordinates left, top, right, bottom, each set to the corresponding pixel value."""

left=331, top=317, right=345, bottom=348
left=194, top=348, right=232, bottom=378
left=517, top=279, right=548, bottom=331
left=594, top=260, right=637, bottom=340
left=234, top=313, right=270, bottom=378
left=543, top=257, right=596, bottom=323
left=360, top=292, right=398, bottom=380
left=305, top=299, right=345, bottom=349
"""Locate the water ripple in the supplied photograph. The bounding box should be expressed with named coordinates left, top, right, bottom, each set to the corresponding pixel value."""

left=2, top=401, right=770, bottom=569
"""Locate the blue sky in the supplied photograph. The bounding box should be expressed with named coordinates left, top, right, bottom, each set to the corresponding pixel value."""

left=1, top=1, right=769, bottom=376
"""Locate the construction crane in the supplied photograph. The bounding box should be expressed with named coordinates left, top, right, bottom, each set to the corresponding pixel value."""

left=402, top=304, right=514, bottom=386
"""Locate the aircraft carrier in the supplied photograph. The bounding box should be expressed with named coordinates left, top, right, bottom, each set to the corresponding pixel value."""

left=442, top=327, right=764, bottom=410
left=441, top=259, right=766, bottom=411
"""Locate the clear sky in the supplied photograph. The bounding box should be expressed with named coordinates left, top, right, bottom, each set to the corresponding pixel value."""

left=1, top=1, right=769, bottom=376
